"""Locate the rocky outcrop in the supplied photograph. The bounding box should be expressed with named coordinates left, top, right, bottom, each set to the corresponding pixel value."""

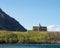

left=0, top=8, right=27, bottom=31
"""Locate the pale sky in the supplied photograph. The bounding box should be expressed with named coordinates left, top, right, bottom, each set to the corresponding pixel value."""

left=0, top=0, right=60, bottom=31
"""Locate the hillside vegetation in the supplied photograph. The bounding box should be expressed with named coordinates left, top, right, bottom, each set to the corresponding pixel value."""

left=0, top=30, right=60, bottom=44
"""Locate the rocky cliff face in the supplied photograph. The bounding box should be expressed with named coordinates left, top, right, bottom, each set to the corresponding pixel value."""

left=0, top=8, right=27, bottom=31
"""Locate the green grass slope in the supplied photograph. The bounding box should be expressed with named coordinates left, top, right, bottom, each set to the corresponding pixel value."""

left=0, top=30, right=60, bottom=44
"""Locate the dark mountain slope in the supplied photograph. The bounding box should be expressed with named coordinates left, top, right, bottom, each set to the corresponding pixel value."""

left=0, top=8, right=27, bottom=31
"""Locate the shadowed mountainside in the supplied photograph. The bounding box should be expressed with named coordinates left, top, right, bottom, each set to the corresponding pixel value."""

left=0, top=8, right=27, bottom=31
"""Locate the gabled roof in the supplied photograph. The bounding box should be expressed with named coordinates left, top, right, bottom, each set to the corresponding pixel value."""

left=33, top=26, right=39, bottom=28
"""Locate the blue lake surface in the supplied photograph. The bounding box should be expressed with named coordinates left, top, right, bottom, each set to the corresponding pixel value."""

left=0, top=44, right=60, bottom=48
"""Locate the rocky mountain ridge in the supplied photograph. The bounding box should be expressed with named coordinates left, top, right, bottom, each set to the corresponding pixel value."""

left=0, top=8, right=27, bottom=31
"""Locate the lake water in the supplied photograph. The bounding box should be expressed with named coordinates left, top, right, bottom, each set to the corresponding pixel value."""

left=0, top=44, right=60, bottom=48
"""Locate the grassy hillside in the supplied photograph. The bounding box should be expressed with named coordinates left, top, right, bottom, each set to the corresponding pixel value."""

left=0, top=30, right=60, bottom=44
